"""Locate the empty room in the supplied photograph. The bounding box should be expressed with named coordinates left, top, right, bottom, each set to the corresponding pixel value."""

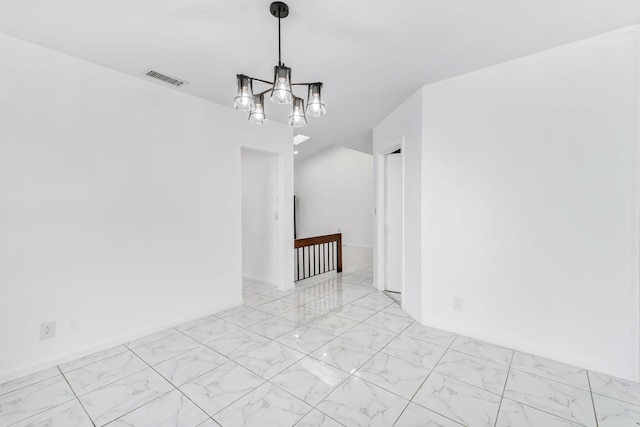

left=0, top=1, right=639, bottom=426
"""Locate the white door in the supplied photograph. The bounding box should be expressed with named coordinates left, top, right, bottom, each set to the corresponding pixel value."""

left=385, top=152, right=402, bottom=293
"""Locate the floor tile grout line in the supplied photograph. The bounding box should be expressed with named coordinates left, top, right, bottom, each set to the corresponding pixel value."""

left=502, top=362, right=592, bottom=392
left=267, top=384, right=318, bottom=423
left=283, top=378, right=350, bottom=427
left=97, top=388, right=177, bottom=426
left=588, top=389, right=640, bottom=408
left=280, top=340, right=368, bottom=425
left=507, top=366, right=593, bottom=392
left=431, top=358, right=506, bottom=399
left=259, top=292, right=408, bottom=423
left=492, top=349, right=515, bottom=427
left=121, top=344, right=219, bottom=426
left=3, top=379, right=86, bottom=427
left=422, top=361, right=507, bottom=402
left=267, top=292, right=390, bottom=349
left=181, top=295, right=362, bottom=416
left=174, top=315, right=261, bottom=346
left=63, top=351, right=150, bottom=400
left=303, top=299, right=401, bottom=359
left=291, top=407, right=347, bottom=427
left=587, top=370, right=600, bottom=427
left=57, top=346, right=134, bottom=378
left=391, top=329, right=461, bottom=426
left=232, top=346, right=307, bottom=381
left=4, top=397, right=78, bottom=427
left=246, top=322, right=301, bottom=341
left=125, top=328, right=183, bottom=353
left=0, top=369, right=62, bottom=399
left=446, top=341, right=513, bottom=369
left=152, top=347, right=258, bottom=409
left=57, top=365, right=97, bottom=427
left=124, top=331, right=200, bottom=368
left=275, top=291, right=407, bottom=376
left=302, top=316, right=362, bottom=338
left=124, top=336, right=201, bottom=369
left=164, top=354, right=231, bottom=388
left=264, top=377, right=347, bottom=425
left=500, top=398, right=591, bottom=427
left=491, top=353, right=595, bottom=426
left=304, top=318, right=412, bottom=423
left=144, top=337, right=233, bottom=388
left=206, top=379, right=271, bottom=422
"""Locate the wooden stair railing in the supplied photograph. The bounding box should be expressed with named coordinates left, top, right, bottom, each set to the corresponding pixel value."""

left=294, top=233, right=342, bottom=281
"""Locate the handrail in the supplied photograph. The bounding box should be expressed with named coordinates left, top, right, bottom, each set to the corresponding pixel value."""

left=295, top=233, right=341, bottom=249
left=294, top=233, right=342, bottom=281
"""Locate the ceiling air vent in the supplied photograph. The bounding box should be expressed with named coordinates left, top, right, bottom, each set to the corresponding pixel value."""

left=142, top=69, right=188, bottom=87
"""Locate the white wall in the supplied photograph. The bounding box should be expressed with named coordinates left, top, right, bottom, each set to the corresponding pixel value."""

left=375, top=26, right=640, bottom=380
left=0, top=34, right=293, bottom=383
left=420, top=26, right=640, bottom=380
left=294, top=146, right=373, bottom=247
left=373, top=91, right=423, bottom=322
left=242, top=149, right=278, bottom=284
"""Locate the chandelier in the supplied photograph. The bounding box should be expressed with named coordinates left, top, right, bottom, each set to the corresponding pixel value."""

left=233, top=2, right=325, bottom=127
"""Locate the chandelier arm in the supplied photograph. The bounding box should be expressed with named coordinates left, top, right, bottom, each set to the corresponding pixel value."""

left=248, top=77, right=275, bottom=85
left=255, top=88, right=272, bottom=96
left=291, top=82, right=321, bottom=87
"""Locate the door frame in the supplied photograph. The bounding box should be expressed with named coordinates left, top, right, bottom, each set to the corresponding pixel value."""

left=240, top=145, right=295, bottom=291
left=374, top=139, right=405, bottom=305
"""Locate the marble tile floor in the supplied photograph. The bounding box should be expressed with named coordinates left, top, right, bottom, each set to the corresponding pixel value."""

left=1, top=268, right=640, bottom=426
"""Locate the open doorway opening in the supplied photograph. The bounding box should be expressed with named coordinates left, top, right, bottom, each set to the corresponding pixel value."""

left=241, top=148, right=279, bottom=286
left=384, top=148, right=403, bottom=304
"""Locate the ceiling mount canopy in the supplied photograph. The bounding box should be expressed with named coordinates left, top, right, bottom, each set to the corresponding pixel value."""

left=269, top=1, right=289, bottom=19
left=233, top=1, right=325, bottom=127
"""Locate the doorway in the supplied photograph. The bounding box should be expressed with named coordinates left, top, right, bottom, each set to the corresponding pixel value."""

left=241, top=148, right=279, bottom=286
left=384, top=148, right=403, bottom=303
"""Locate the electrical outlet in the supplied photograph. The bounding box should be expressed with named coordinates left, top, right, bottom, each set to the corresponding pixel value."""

left=453, top=297, right=464, bottom=312
left=40, top=321, right=56, bottom=340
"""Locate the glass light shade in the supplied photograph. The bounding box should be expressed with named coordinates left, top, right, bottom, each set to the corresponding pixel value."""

left=288, top=96, right=307, bottom=127
left=271, top=65, right=293, bottom=105
left=248, top=93, right=267, bottom=124
left=234, top=75, right=255, bottom=111
left=306, top=83, right=326, bottom=117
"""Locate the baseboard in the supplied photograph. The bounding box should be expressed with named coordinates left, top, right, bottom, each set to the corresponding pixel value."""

left=401, top=305, right=419, bottom=322
left=0, top=300, right=243, bottom=385
left=417, top=317, right=637, bottom=382
left=242, top=274, right=278, bottom=287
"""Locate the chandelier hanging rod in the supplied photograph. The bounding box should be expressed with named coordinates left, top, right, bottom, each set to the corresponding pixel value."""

left=277, top=3, right=282, bottom=66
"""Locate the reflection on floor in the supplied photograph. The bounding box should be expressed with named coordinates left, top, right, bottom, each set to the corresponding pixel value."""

left=0, top=246, right=638, bottom=426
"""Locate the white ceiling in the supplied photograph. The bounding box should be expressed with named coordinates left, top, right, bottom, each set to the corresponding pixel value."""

left=1, top=0, right=639, bottom=160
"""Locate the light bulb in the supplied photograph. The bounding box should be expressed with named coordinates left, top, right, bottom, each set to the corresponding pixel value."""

left=271, top=66, right=293, bottom=105
left=288, top=96, right=307, bottom=128
left=234, top=75, right=255, bottom=111
left=306, top=83, right=326, bottom=117
left=248, top=93, right=267, bottom=125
